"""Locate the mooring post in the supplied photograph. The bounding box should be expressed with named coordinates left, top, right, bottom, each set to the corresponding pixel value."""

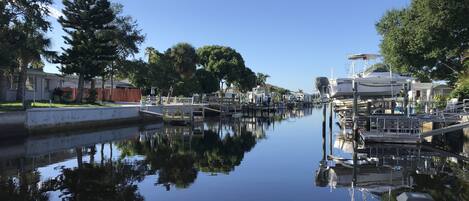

left=352, top=80, right=359, bottom=141
left=322, top=103, right=327, bottom=162
left=366, top=101, right=371, bottom=131
left=391, top=100, right=396, bottom=115
left=404, top=82, right=409, bottom=117
left=329, top=101, right=333, bottom=156
left=202, top=107, right=205, bottom=119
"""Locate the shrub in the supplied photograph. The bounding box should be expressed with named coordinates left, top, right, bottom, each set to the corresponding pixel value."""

left=451, top=74, right=469, bottom=101
left=86, top=89, right=98, bottom=103
left=52, top=88, right=64, bottom=102
left=433, top=94, right=448, bottom=110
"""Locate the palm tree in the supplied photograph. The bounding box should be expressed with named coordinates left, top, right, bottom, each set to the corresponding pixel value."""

left=256, top=72, right=270, bottom=86
left=13, top=24, right=52, bottom=104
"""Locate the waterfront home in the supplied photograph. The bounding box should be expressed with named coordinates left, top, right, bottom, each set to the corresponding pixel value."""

left=292, top=91, right=314, bottom=103
left=0, top=68, right=139, bottom=102
left=432, top=83, right=452, bottom=97
left=247, top=86, right=272, bottom=104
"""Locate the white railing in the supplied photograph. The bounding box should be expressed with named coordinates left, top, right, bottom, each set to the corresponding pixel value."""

left=464, top=99, right=469, bottom=113
left=141, top=96, right=197, bottom=105
left=369, top=115, right=421, bottom=135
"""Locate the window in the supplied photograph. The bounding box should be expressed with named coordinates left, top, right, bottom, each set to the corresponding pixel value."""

left=25, top=76, right=35, bottom=91
left=44, top=79, right=50, bottom=91
left=9, top=75, right=18, bottom=90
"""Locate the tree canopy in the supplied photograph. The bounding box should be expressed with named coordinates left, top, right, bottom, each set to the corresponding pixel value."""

left=0, top=0, right=54, bottom=102
left=376, top=0, right=469, bottom=84
left=58, top=0, right=117, bottom=102
left=166, top=43, right=198, bottom=79
left=197, top=45, right=246, bottom=85
left=194, top=68, right=219, bottom=94
left=256, top=72, right=270, bottom=86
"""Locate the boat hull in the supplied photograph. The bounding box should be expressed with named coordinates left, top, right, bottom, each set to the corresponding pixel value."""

left=329, top=78, right=407, bottom=98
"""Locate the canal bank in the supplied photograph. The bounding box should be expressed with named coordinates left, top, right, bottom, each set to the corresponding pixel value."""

left=0, top=104, right=226, bottom=136
left=0, top=106, right=164, bottom=137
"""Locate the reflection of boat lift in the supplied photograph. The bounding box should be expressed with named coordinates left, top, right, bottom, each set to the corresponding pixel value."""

left=314, top=104, right=467, bottom=200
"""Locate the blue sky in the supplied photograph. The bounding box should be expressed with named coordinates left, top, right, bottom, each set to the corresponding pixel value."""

left=45, top=0, right=410, bottom=93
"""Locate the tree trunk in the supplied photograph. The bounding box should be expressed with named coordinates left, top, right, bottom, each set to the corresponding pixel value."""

left=90, top=79, right=95, bottom=90
left=89, top=146, right=96, bottom=164
left=0, top=70, right=6, bottom=101
left=76, top=147, right=83, bottom=168
left=101, top=76, right=106, bottom=101
left=75, top=74, right=85, bottom=103
left=110, top=71, right=114, bottom=101
left=16, top=60, right=27, bottom=102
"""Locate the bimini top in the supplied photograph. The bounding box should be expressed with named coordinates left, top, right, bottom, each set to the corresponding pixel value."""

left=348, top=54, right=381, bottom=60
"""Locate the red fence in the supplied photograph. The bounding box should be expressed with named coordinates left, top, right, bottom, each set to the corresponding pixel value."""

left=62, top=88, right=141, bottom=102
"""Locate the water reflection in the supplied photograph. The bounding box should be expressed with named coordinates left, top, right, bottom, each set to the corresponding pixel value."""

left=0, top=109, right=308, bottom=200
left=315, top=104, right=469, bottom=201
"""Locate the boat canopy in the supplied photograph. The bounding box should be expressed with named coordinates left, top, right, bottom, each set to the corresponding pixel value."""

left=348, top=54, right=381, bottom=60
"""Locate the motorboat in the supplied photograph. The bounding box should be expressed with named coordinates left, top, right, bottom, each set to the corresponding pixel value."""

left=329, top=54, right=413, bottom=98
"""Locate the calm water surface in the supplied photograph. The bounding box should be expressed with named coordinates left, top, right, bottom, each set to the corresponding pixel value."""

left=0, top=107, right=468, bottom=201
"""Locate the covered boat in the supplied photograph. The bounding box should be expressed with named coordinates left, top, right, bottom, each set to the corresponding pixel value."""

left=329, top=54, right=413, bottom=98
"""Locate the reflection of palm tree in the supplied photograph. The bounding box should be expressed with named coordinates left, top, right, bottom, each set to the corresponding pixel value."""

left=44, top=161, right=144, bottom=201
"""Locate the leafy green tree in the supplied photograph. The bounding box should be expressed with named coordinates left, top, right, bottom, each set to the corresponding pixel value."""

left=0, top=1, right=15, bottom=101
left=1, top=0, right=54, bottom=103
left=236, top=67, right=257, bottom=92
left=376, top=0, right=469, bottom=85
left=13, top=25, right=53, bottom=102
left=197, top=45, right=247, bottom=95
left=173, top=78, right=201, bottom=97
left=58, top=0, right=117, bottom=103
left=146, top=47, right=179, bottom=95
left=104, top=3, right=145, bottom=100
left=194, top=68, right=219, bottom=94
left=0, top=1, right=15, bottom=69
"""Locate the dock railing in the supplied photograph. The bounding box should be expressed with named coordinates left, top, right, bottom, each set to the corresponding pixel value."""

left=464, top=99, right=469, bottom=113
left=368, top=115, right=422, bottom=135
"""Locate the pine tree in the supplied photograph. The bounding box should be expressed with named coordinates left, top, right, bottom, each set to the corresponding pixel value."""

left=58, top=0, right=117, bottom=103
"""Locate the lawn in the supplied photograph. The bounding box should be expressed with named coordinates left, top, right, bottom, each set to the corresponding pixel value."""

left=0, top=101, right=119, bottom=112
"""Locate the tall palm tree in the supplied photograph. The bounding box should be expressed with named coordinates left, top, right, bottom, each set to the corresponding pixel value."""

left=256, top=73, right=270, bottom=86
left=13, top=24, right=52, bottom=103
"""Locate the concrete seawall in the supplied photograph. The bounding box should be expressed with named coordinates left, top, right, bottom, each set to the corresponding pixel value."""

left=0, top=111, right=25, bottom=125
left=1, top=104, right=201, bottom=134
left=25, top=106, right=165, bottom=132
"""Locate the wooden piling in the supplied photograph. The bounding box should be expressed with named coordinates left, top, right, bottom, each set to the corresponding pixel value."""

left=322, top=103, right=327, bottom=162
left=352, top=80, right=359, bottom=141
left=404, top=82, right=409, bottom=116
left=329, top=101, right=333, bottom=156
left=366, top=101, right=371, bottom=131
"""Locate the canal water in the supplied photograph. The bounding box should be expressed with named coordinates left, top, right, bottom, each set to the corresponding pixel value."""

left=0, top=106, right=468, bottom=201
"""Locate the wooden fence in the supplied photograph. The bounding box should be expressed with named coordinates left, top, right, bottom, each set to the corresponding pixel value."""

left=62, top=88, right=141, bottom=102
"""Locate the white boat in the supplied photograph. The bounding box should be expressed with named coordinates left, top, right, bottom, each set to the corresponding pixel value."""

left=329, top=54, right=413, bottom=98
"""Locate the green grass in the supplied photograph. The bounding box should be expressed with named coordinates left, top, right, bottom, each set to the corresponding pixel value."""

left=0, top=101, right=119, bottom=112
